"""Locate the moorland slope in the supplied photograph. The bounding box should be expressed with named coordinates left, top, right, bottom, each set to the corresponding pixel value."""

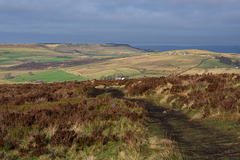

left=1, top=74, right=240, bottom=159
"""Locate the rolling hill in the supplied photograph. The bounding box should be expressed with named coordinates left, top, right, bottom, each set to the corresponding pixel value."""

left=1, top=44, right=240, bottom=84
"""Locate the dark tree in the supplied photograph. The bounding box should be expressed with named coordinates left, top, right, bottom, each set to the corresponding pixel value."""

left=235, top=60, right=240, bottom=67
left=216, top=56, right=232, bottom=65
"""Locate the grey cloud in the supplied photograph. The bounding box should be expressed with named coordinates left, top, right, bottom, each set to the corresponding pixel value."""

left=0, top=0, right=240, bottom=45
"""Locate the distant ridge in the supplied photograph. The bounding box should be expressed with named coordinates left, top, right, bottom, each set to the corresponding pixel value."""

left=0, top=43, right=48, bottom=49
left=52, top=43, right=142, bottom=54
left=0, top=43, right=144, bottom=55
left=136, top=45, right=240, bottom=54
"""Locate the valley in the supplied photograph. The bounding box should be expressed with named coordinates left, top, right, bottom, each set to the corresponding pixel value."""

left=1, top=43, right=240, bottom=84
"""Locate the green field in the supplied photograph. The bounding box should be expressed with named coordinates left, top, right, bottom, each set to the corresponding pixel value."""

left=10, top=70, right=87, bottom=83
left=0, top=48, right=62, bottom=66
left=198, top=59, right=232, bottom=68
left=1, top=44, right=240, bottom=83
left=0, top=47, right=59, bottom=55
left=0, top=44, right=143, bottom=68
left=0, top=52, right=29, bottom=59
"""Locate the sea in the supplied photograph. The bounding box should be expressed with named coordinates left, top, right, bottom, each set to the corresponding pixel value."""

left=134, top=46, right=240, bottom=54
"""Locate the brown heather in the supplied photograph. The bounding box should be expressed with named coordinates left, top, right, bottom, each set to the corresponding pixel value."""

left=122, top=73, right=240, bottom=118
left=0, top=80, right=182, bottom=159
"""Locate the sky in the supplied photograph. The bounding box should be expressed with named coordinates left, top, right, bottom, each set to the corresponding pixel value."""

left=0, top=0, right=240, bottom=46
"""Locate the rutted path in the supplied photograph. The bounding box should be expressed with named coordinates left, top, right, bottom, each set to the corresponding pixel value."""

left=99, top=88, right=240, bottom=160
left=146, top=102, right=240, bottom=160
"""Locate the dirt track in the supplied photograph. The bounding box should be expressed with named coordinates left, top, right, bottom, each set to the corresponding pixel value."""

left=146, top=102, right=240, bottom=160
left=102, top=88, right=240, bottom=160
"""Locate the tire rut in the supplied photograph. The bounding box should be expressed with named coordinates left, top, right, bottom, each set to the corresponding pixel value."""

left=94, top=88, right=240, bottom=160
left=145, top=102, right=240, bottom=160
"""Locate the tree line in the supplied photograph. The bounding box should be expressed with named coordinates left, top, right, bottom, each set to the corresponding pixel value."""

left=216, top=56, right=240, bottom=67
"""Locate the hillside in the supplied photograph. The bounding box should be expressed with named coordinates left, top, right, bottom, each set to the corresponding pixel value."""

left=52, top=43, right=143, bottom=55
left=0, top=43, right=143, bottom=83
left=1, top=44, right=240, bottom=84
left=1, top=43, right=240, bottom=159
left=1, top=74, right=240, bottom=159
left=0, top=43, right=143, bottom=55
left=65, top=49, right=240, bottom=79
left=0, top=79, right=182, bottom=159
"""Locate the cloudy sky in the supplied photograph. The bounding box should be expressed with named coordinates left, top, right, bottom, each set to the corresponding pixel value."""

left=0, top=0, right=240, bottom=45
